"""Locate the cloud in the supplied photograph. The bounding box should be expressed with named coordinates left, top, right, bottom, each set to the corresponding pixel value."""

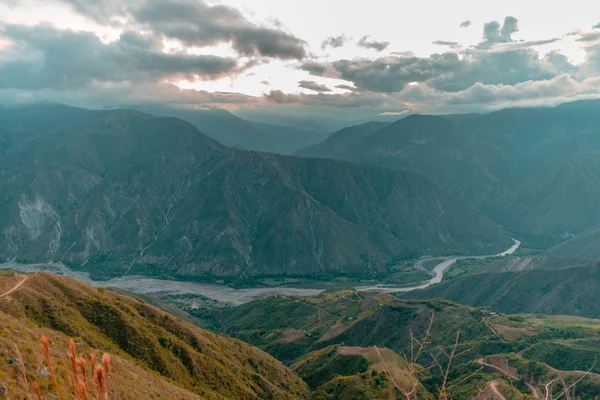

left=303, top=17, right=577, bottom=95
left=577, top=31, right=600, bottom=42
left=594, top=23, right=600, bottom=29
left=479, top=16, right=519, bottom=48
left=335, top=84, right=357, bottom=91
left=56, top=0, right=307, bottom=60
left=357, top=35, right=390, bottom=51
left=321, top=35, right=348, bottom=50
left=0, top=24, right=243, bottom=90
left=298, top=80, right=332, bottom=92
left=261, top=80, right=270, bottom=85
left=263, top=74, right=600, bottom=115
left=459, top=20, right=472, bottom=28
left=432, top=40, right=461, bottom=49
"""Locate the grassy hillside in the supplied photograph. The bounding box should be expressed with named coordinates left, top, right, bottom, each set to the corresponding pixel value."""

left=211, top=289, right=600, bottom=399
left=292, top=345, right=431, bottom=399
left=0, top=271, right=308, bottom=399
left=214, top=290, right=500, bottom=364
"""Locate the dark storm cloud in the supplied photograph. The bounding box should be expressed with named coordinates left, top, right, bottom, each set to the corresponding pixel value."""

left=57, top=0, right=307, bottom=60
left=357, top=36, right=390, bottom=51
left=298, top=80, right=332, bottom=92
left=0, top=24, right=241, bottom=90
left=321, top=35, right=348, bottom=50
left=432, top=40, right=461, bottom=49
left=459, top=20, right=472, bottom=28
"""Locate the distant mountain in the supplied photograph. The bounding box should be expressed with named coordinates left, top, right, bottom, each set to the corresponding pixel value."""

left=0, top=105, right=512, bottom=282
left=297, top=114, right=517, bottom=206
left=132, top=105, right=330, bottom=154
left=294, top=121, right=389, bottom=159
left=486, top=152, right=600, bottom=240
left=402, top=262, right=600, bottom=317
left=547, top=224, right=600, bottom=259
left=0, top=271, right=308, bottom=399
left=296, top=100, right=600, bottom=245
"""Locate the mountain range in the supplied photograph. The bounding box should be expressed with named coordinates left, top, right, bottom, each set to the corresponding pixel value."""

left=0, top=104, right=512, bottom=282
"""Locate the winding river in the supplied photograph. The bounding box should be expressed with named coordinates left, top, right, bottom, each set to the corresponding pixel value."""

left=355, top=238, right=521, bottom=293
left=0, top=239, right=520, bottom=305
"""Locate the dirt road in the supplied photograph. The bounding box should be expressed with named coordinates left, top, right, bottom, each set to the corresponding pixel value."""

left=0, top=274, right=28, bottom=298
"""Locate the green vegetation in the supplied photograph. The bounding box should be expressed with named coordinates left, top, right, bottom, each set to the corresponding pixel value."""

left=202, top=288, right=600, bottom=398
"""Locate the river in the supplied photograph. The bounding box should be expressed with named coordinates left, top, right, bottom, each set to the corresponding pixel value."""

left=0, top=239, right=520, bottom=305
left=355, top=238, right=521, bottom=293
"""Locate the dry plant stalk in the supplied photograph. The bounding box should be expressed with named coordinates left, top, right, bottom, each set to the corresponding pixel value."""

left=376, top=312, right=435, bottom=399
left=40, top=336, right=61, bottom=400
left=14, top=344, right=32, bottom=400
left=33, top=382, right=42, bottom=400
left=21, top=336, right=112, bottom=400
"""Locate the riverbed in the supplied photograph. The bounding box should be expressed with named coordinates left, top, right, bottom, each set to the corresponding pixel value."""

left=0, top=239, right=520, bottom=304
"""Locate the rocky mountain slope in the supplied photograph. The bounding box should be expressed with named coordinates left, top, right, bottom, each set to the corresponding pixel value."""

left=0, top=105, right=512, bottom=281
left=486, top=152, right=600, bottom=240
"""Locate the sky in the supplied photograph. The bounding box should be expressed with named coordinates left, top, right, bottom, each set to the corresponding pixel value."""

left=1, top=0, right=600, bottom=120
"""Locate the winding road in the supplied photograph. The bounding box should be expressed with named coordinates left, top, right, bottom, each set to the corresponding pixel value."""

left=356, top=238, right=521, bottom=293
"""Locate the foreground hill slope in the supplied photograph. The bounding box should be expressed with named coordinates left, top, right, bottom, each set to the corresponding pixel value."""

left=0, top=105, right=512, bottom=281
left=0, top=271, right=308, bottom=399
